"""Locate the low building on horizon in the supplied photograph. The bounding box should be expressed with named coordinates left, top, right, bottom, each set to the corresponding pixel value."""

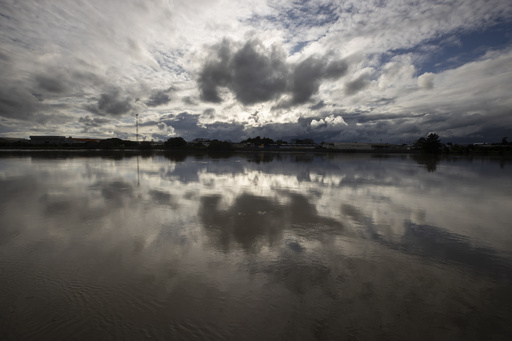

left=321, top=142, right=399, bottom=151
left=326, top=142, right=373, bottom=151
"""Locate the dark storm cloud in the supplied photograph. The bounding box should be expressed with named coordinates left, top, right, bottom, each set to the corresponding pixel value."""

left=142, top=112, right=197, bottom=129
left=145, top=112, right=208, bottom=139
left=310, top=101, right=326, bottom=110
left=198, top=39, right=232, bottom=103
left=145, top=89, right=171, bottom=107
left=198, top=39, right=288, bottom=105
left=85, top=89, right=134, bottom=116
left=197, top=38, right=347, bottom=106
left=324, top=60, right=349, bottom=77
left=0, top=58, right=128, bottom=122
left=290, top=57, right=324, bottom=104
left=370, top=97, right=396, bottom=106
left=168, top=112, right=202, bottom=130
left=182, top=96, right=197, bottom=105
left=32, top=67, right=106, bottom=96
left=35, top=74, right=67, bottom=93
left=0, top=84, right=40, bottom=120
left=230, top=40, right=288, bottom=104
left=290, top=57, right=348, bottom=104
left=97, top=92, right=133, bottom=115
left=159, top=113, right=246, bottom=142
left=79, top=116, right=111, bottom=128
left=345, top=73, right=371, bottom=95
left=342, top=112, right=426, bottom=125
left=203, top=121, right=246, bottom=140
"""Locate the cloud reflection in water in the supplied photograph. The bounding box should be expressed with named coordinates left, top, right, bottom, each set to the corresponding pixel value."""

left=0, top=152, right=511, bottom=340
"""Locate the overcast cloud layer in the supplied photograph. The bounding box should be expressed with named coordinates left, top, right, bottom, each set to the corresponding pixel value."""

left=1, top=0, right=511, bottom=143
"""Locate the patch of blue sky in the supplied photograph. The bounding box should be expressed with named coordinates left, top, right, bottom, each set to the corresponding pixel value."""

left=387, top=21, right=512, bottom=75
left=285, top=3, right=339, bottom=27
left=245, top=1, right=339, bottom=32
left=290, top=40, right=311, bottom=54
left=153, top=49, right=188, bottom=78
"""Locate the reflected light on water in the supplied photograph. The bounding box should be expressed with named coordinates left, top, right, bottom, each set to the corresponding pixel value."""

left=1, top=152, right=512, bottom=340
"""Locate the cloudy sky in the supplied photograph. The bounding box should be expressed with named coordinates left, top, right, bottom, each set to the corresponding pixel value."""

left=1, top=0, right=511, bottom=143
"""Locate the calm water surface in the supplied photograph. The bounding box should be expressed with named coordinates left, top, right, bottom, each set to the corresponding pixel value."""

left=1, top=152, right=511, bottom=340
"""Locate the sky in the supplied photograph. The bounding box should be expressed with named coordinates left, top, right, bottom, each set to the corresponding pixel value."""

left=0, top=0, right=511, bottom=144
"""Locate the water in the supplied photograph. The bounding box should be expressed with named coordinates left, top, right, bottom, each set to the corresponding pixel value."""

left=1, top=151, right=511, bottom=340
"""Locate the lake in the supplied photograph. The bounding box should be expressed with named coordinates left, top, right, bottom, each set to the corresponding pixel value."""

left=1, top=151, right=511, bottom=340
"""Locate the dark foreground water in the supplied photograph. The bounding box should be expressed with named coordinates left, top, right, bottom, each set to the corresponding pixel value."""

left=1, top=152, right=511, bottom=340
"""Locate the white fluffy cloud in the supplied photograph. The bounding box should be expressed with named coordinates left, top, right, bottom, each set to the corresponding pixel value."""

left=311, top=115, right=347, bottom=130
left=418, top=73, right=435, bottom=90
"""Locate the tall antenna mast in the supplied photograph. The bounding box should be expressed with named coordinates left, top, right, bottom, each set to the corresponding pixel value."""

left=135, top=113, right=139, bottom=142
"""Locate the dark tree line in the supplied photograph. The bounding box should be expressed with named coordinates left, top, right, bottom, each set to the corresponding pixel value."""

left=241, top=136, right=275, bottom=146
left=163, top=137, right=233, bottom=151
left=164, top=137, right=187, bottom=149
left=413, top=133, right=443, bottom=153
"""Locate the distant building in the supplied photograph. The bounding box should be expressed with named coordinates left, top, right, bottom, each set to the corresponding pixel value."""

left=328, top=142, right=373, bottom=150
left=324, top=142, right=396, bottom=151
left=370, top=143, right=394, bottom=151
left=285, top=144, right=316, bottom=149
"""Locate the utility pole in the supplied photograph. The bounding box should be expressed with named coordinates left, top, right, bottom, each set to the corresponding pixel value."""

left=135, top=113, right=139, bottom=142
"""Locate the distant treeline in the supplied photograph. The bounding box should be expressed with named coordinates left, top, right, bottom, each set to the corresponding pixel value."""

left=412, top=133, right=512, bottom=155
left=0, top=138, right=155, bottom=150
left=2, top=134, right=511, bottom=156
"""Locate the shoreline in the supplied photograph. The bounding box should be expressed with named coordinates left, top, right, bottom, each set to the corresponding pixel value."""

left=1, top=147, right=511, bottom=158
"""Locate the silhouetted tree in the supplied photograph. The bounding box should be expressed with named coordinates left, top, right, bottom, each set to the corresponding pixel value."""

left=293, top=138, right=315, bottom=144
left=207, top=139, right=234, bottom=151
left=98, top=138, right=125, bottom=149
left=414, top=133, right=442, bottom=153
left=164, top=137, right=187, bottom=149
left=413, top=137, right=426, bottom=150
left=140, top=141, right=153, bottom=150
left=191, top=141, right=206, bottom=149
left=242, top=136, right=275, bottom=146
left=425, top=133, right=442, bottom=153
